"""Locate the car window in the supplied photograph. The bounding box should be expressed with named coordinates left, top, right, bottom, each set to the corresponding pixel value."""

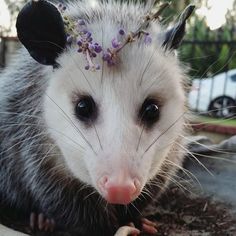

left=231, top=73, right=236, bottom=82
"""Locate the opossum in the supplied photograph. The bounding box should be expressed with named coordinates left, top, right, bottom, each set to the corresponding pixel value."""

left=0, top=0, right=194, bottom=235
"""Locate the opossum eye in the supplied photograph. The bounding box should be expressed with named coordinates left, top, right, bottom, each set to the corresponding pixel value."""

left=139, top=98, right=160, bottom=127
left=75, top=96, right=97, bottom=122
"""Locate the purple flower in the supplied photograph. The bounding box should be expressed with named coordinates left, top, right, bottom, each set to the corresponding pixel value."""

left=88, top=37, right=93, bottom=42
left=102, top=53, right=111, bottom=62
left=144, top=34, right=152, bottom=45
left=78, top=19, right=86, bottom=26
left=77, top=40, right=82, bottom=46
left=67, top=35, right=74, bottom=43
left=86, top=32, right=92, bottom=38
left=111, top=38, right=120, bottom=48
left=94, top=45, right=102, bottom=53
left=119, top=29, right=125, bottom=35
left=81, top=29, right=88, bottom=34
left=107, top=60, right=115, bottom=66
left=88, top=44, right=95, bottom=51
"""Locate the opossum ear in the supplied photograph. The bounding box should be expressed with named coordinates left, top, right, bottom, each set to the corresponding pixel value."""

left=162, top=5, right=195, bottom=50
left=16, top=0, right=67, bottom=66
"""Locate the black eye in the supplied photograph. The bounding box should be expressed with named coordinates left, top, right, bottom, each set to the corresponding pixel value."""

left=139, top=98, right=160, bottom=127
left=75, top=96, right=97, bottom=122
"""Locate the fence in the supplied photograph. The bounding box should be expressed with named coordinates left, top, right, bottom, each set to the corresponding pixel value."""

left=0, top=37, right=20, bottom=68
left=180, top=21, right=236, bottom=118
left=0, top=34, right=236, bottom=118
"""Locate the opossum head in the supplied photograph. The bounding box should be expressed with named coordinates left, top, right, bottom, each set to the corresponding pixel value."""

left=17, top=0, right=194, bottom=205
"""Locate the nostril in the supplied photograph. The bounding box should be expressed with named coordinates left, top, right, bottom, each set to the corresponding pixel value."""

left=98, top=176, right=108, bottom=190
left=97, top=177, right=142, bottom=205
left=134, top=179, right=141, bottom=193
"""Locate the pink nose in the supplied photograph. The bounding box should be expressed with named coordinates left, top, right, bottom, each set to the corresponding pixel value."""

left=99, top=176, right=141, bottom=205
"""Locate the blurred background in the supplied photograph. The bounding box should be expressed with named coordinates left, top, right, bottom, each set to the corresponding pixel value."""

left=0, top=0, right=236, bottom=140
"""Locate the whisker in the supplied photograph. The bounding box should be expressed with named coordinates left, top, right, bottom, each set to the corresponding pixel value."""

left=0, top=132, right=48, bottom=157
left=83, top=190, right=97, bottom=201
left=177, top=143, right=214, bottom=176
left=46, top=94, right=97, bottom=155
left=164, top=159, right=203, bottom=190
left=32, top=40, right=95, bottom=93
left=200, top=51, right=236, bottom=80
left=189, top=152, right=236, bottom=164
left=180, top=135, right=236, bottom=155
left=130, top=202, right=143, bottom=216
left=136, top=124, right=145, bottom=152
left=157, top=172, right=193, bottom=194
left=0, top=122, right=84, bottom=151
left=148, top=179, right=165, bottom=192
left=37, top=144, right=58, bottom=168
left=187, top=106, right=236, bottom=117
left=144, top=70, right=166, bottom=94
left=92, top=123, right=103, bottom=150
left=139, top=45, right=158, bottom=86
left=142, top=113, right=185, bottom=158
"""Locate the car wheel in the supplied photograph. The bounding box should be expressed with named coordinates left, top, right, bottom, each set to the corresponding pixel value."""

left=208, top=96, right=236, bottom=118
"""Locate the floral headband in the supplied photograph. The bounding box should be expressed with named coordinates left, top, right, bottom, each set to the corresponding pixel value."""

left=16, top=0, right=194, bottom=70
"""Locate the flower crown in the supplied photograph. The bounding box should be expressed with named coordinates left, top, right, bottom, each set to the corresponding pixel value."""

left=16, top=1, right=194, bottom=69
left=58, top=3, right=169, bottom=71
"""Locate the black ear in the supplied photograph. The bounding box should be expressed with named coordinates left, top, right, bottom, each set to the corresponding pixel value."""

left=16, top=0, right=67, bottom=66
left=162, top=5, right=195, bottom=50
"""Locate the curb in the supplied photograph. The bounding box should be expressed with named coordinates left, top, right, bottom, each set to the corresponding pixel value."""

left=191, top=122, right=236, bottom=135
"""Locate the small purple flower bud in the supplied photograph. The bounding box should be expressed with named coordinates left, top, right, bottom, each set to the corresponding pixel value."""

left=111, top=38, right=120, bottom=48
left=96, top=65, right=100, bottom=70
left=77, top=40, right=82, bottom=46
left=77, top=48, right=82, bottom=53
left=92, top=53, right=97, bottom=58
left=58, top=3, right=62, bottom=8
left=94, top=45, right=102, bottom=53
left=88, top=37, right=93, bottom=42
left=102, top=53, right=111, bottom=61
left=81, top=29, right=88, bottom=34
left=119, top=29, right=125, bottom=35
left=107, top=59, right=115, bottom=66
left=144, top=35, right=152, bottom=45
left=85, top=65, right=90, bottom=70
left=62, top=6, right=66, bottom=11
left=86, top=32, right=92, bottom=38
left=78, top=19, right=86, bottom=26
left=88, top=44, right=95, bottom=51
left=67, top=35, right=74, bottom=43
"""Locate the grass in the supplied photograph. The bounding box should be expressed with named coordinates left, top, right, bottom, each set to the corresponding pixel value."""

left=194, top=115, right=236, bottom=127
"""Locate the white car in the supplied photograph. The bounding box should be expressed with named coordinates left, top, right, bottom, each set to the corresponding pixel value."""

left=188, top=69, right=236, bottom=118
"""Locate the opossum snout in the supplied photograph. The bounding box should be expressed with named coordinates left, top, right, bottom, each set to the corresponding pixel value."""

left=98, top=175, right=141, bottom=205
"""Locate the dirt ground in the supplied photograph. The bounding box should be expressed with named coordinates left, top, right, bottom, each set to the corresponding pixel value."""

left=147, top=187, right=236, bottom=236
